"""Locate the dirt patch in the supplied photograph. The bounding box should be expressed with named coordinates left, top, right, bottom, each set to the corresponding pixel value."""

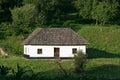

left=0, top=48, right=8, bottom=56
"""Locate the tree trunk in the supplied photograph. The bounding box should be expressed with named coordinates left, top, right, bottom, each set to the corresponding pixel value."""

left=96, top=19, right=98, bottom=25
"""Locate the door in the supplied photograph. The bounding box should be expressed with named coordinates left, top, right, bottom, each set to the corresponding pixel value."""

left=54, top=48, right=60, bottom=59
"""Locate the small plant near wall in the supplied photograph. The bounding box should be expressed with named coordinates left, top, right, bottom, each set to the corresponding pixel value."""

left=74, top=51, right=87, bottom=73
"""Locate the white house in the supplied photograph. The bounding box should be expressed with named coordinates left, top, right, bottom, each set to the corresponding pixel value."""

left=23, top=28, right=88, bottom=59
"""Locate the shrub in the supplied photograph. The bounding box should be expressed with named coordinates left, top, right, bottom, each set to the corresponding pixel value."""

left=62, top=20, right=75, bottom=27
left=0, top=65, right=11, bottom=76
left=0, top=36, right=23, bottom=55
left=74, top=51, right=87, bottom=73
left=12, top=64, right=33, bottom=80
left=0, top=23, right=13, bottom=39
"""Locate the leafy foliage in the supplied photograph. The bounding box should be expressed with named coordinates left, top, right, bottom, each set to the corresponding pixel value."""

left=0, top=0, right=120, bottom=26
left=0, top=65, right=11, bottom=76
left=0, top=23, right=13, bottom=39
left=12, top=64, right=33, bottom=80
left=74, top=51, right=87, bottom=73
left=0, top=0, right=120, bottom=37
left=91, top=0, right=119, bottom=25
left=11, top=4, right=36, bottom=35
left=28, top=0, right=75, bottom=26
left=74, top=0, right=119, bottom=25
left=74, top=0, right=92, bottom=19
left=0, top=0, right=23, bottom=23
left=0, top=36, right=23, bottom=55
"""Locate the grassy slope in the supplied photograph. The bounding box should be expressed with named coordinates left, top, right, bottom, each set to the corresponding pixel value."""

left=0, top=25, right=120, bottom=79
left=78, top=25, right=120, bottom=79
left=78, top=25, right=120, bottom=55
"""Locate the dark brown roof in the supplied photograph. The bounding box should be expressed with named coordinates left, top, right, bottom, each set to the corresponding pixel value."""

left=23, top=28, right=88, bottom=45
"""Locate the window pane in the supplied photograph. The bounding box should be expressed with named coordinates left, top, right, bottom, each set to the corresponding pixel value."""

left=38, top=49, right=42, bottom=54
left=72, top=48, right=77, bottom=54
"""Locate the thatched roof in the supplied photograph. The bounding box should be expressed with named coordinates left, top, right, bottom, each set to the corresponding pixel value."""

left=23, top=28, right=88, bottom=45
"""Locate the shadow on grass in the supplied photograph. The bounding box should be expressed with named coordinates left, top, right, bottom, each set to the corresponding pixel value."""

left=3, top=63, right=77, bottom=80
left=1, top=63, right=120, bottom=80
left=87, top=48, right=120, bottom=59
left=11, top=65, right=120, bottom=80
left=85, top=64, right=120, bottom=80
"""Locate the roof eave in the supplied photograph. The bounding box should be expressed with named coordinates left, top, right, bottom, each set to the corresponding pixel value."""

left=23, top=43, right=88, bottom=46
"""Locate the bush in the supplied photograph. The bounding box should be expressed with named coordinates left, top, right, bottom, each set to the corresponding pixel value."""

left=0, top=31, right=6, bottom=39
left=0, top=23, right=13, bottom=39
left=62, top=20, right=75, bottom=27
left=12, top=64, right=33, bottom=80
left=0, top=65, right=11, bottom=76
left=74, top=51, right=87, bottom=73
left=0, top=36, right=23, bottom=55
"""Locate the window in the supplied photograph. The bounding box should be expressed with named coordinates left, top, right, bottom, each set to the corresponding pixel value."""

left=37, top=49, right=42, bottom=54
left=72, top=48, right=77, bottom=54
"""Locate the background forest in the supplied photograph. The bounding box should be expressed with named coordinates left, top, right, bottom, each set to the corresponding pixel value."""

left=0, top=0, right=120, bottom=38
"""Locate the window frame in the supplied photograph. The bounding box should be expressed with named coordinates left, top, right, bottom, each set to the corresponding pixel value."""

left=72, top=48, right=77, bottom=54
left=37, top=49, right=42, bottom=54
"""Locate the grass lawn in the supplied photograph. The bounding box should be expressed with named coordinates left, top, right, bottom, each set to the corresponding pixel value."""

left=0, top=25, right=120, bottom=80
left=0, top=56, right=120, bottom=80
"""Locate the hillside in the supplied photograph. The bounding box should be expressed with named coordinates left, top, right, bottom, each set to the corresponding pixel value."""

left=0, top=25, right=120, bottom=80
left=1, top=25, right=120, bottom=56
left=78, top=25, right=120, bottom=58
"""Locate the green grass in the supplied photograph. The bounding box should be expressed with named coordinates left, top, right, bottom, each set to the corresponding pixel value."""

left=0, top=56, right=120, bottom=80
left=0, top=56, right=73, bottom=72
left=78, top=25, right=120, bottom=58
left=0, top=25, right=120, bottom=80
left=86, top=58, right=120, bottom=79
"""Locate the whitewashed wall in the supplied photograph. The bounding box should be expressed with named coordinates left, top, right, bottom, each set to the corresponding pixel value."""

left=24, top=45, right=86, bottom=58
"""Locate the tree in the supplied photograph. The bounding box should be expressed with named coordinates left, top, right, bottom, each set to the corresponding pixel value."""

left=23, top=0, right=76, bottom=26
left=74, top=0, right=92, bottom=19
left=23, top=0, right=54, bottom=25
left=11, top=4, right=36, bottom=35
left=92, top=0, right=119, bottom=25
left=0, top=0, right=23, bottom=23
left=74, top=0, right=119, bottom=25
left=0, top=0, right=12, bottom=22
